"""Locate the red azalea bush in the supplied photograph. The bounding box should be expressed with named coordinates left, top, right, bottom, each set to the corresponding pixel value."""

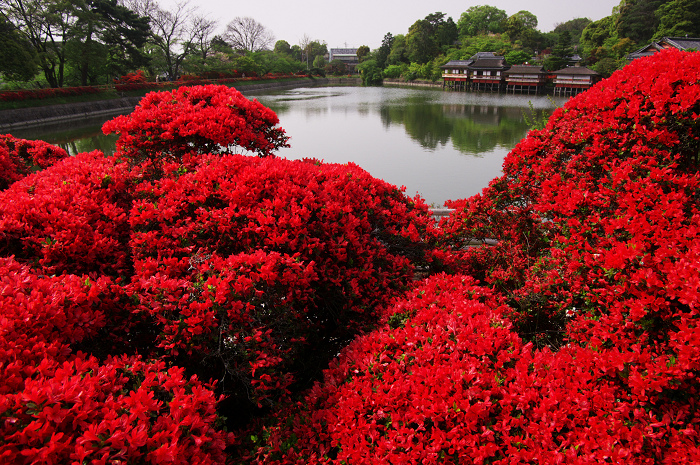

left=127, top=154, right=439, bottom=408
left=0, top=150, right=133, bottom=277
left=102, top=84, right=290, bottom=167
left=0, top=134, right=68, bottom=190
left=439, top=49, right=700, bottom=343
left=0, top=355, right=231, bottom=464
left=114, top=70, right=148, bottom=84
left=243, top=275, right=700, bottom=464
left=0, top=257, right=111, bottom=394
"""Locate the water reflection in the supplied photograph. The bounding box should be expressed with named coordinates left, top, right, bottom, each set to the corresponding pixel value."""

left=259, top=87, right=556, bottom=157
left=12, top=87, right=562, bottom=206
left=9, top=113, right=123, bottom=156
left=255, top=87, right=560, bottom=205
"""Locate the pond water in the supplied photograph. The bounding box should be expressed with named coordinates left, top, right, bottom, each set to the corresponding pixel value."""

left=13, top=86, right=562, bottom=206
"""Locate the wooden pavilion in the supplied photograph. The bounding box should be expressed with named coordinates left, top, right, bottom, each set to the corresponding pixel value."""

left=551, top=66, right=600, bottom=96
left=440, top=60, right=473, bottom=91
left=503, top=65, right=548, bottom=94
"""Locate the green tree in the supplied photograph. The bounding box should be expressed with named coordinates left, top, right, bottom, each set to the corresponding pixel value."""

left=616, top=0, right=667, bottom=44
left=274, top=39, right=291, bottom=55
left=406, top=19, right=437, bottom=64
left=69, top=0, right=150, bottom=85
left=0, top=15, right=38, bottom=81
left=325, top=58, right=347, bottom=75
left=1, top=0, right=77, bottom=87
left=375, top=32, right=393, bottom=69
left=406, top=12, right=455, bottom=64
left=356, top=58, right=382, bottom=85
left=503, top=10, right=538, bottom=43
left=545, top=30, right=574, bottom=70
left=553, top=18, right=592, bottom=47
left=312, top=54, right=325, bottom=68
left=652, top=0, right=700, bottom=40
left=387, top=34, right=408, bottom=65
left=505, top=49, right=532, bottom=65
left=356, top=45, right=370, bottom=62
left=580, top=15, right=618, bottom=57
left=457, top=5, right=507, bottom=37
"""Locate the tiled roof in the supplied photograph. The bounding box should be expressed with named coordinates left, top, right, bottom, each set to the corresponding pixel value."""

left=330, top=48, right=358, bottom=54
left=552, top=66, right=599, bottom=75
left=504, top=65, right=545, bottom=75
left=664, top=37, right=700, bottom=50
left=469, top=57, right=509, bottom=70
left=440, top=60, right=474, bottom=69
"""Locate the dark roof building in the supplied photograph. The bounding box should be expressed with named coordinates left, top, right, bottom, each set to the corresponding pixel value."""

left=329, top=48, right=359, bottom=71
left=551, top=66, right=601, bottom=96
left=467, top=52, right=510, bottom=92
left=627, top=37, right=700, bottom=60
left=504, top=65, right=548, bottom=94
left=440, top=60, right=473, bottom=91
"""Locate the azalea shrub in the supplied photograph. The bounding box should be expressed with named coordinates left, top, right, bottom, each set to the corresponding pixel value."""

left=0, top=150, right=133, bottom=277
left=0, top=355, right=231, bottom=465
left=127, top=154, right=439, bottom=408
left=102, top=84, right=290, bottom=168
left=244, top=275, right=700, bottom=464
left=5, top=50, right=700, bottom=463
left=0, top=83, right=444, bottom=461
left=0, top=134, right=68, bottom=190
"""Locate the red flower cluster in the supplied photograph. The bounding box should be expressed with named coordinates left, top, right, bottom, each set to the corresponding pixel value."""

left=0, top=134, right=68, bottom=190
left=0, top=150, right=133, bottom=277
left=0, top=257, right=232, bottom=464
left=245, top=275, right=700, bottom=464
left=238, top=49, right=700, bottom=463
left=102, top=85, right=290, bottom=166
left=1, top=84, right=441, bottom=461
left=113, top=70, right=148, bottom=85
left=127, top=153, right=438, bottom=406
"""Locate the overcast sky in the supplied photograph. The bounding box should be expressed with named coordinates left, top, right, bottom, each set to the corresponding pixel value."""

left=160, top=0, right=621, bottom=50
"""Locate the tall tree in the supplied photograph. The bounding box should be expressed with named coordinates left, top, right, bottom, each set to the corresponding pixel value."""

left=375, top=32, right=393, bottom=69
left=616, top=0, right=668, bottom=44
left=273, top=39, right=291, bottom=55
left=406, top=19, right=436, bottom=64
left=69, top=0, right=150, bottom=85
left=148, top=0, right=200, bottom=80
left=406, top=12, right=455, bottom=64
left=191, top=14, right=216, bottom=64
left=1, top=0, right=76, bottom=87
left=503, top=10, right=539, bottom=43
left=224, top=16, right=274, bottom=52
left=356, top=45, right=370, bottom=62
left=553, top=18, right=593, bottom=47
left=457, top=5, right=507, bottom=37
left=652, top=0, right=700, bottom=40
left=0, top=14, right=38, bottom=80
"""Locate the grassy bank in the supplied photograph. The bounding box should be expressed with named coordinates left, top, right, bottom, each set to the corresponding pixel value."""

left=0, top=77, right=316, bottom=112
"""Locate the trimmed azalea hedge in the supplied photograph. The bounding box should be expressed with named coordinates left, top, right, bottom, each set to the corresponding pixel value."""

left=0, top=73, right=311, bottom=102
left=0, top=134, right=69, bottom=190
left=0, top=83, right=442, bottom=462
left=238, top=49, right=700, bottom=463
left=2, top=50, right=700, bottom=463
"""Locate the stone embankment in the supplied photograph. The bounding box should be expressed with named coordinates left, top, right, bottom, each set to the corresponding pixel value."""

left=0, top=77, right=360, bottom=132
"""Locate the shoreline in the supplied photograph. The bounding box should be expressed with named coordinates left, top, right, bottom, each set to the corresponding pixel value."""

left=0, top=78, right=361, bottom=132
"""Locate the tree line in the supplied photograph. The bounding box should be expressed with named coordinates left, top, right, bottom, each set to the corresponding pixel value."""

left=0, top=0, right=327, bottom=88
left=354, top=0, right=700, bottom=85
left=2, top=0, right=698, bottom=89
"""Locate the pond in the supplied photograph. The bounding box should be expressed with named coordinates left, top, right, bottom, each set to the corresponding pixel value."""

left=12, top=86, right=562, bottom=206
